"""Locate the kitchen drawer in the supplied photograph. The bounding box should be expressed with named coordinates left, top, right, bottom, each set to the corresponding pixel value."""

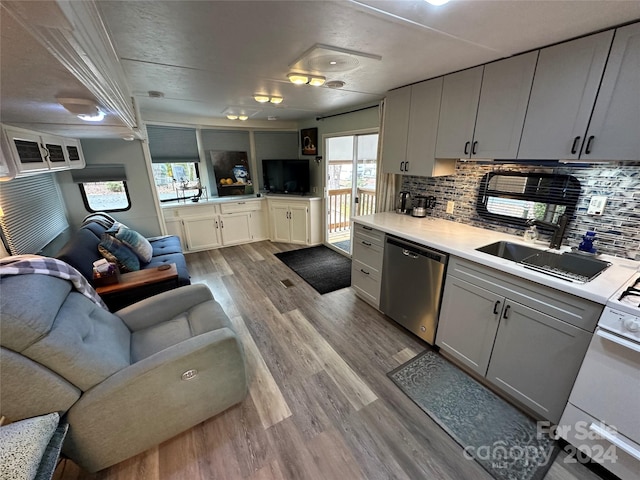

left=352, top=235, right=384, bottom=273
left=352, top=259, right=382, bottom=307
left=353, top=223, right=384, bottom=247
left=220, top=200, right=262, bottom=214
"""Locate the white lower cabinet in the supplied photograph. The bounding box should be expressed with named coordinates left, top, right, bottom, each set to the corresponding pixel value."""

left=267, top=197, right=322, bottom=245
left=436, top=257, right=601, bottom=423
left=162, top=198, right=267, bottom=252
left=351, top=223, right=385, bottom=308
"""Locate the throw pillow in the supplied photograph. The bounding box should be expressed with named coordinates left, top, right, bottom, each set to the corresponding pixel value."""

left=115, top=226, right=153, bottom=263
left=0, top=412, right=59, bottom=480
left=98, top=234, right=140, bottom=272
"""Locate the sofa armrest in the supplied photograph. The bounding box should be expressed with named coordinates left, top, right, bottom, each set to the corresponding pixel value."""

left=116, top=284, right=214, bottom=331
left=63, top=328, right=247, bottom=472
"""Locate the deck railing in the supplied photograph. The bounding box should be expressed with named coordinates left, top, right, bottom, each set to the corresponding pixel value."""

left=327, top=187, right=376, bottom=233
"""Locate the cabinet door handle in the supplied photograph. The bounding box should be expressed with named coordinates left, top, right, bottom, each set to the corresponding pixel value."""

left=405, top=161, right=409, bottom=172
left=493, top=300, right=501, bottom=315
left=362, top=226, right=373, bottom=231
left=584, top=135, right=595, bottom=154
left=360, top=269, right=370, bottom=275
left=220, top=219, right=224, bottom=228
left=400, top=161, right=405, bottom=172
left=464, top=141, right=470, bottom=155
left=215, top=220, right=219, bottom=229
left=571, top=136, right=581, bottom=154
left=503, top=304, right=511, bottom=319
left=361, top=241, right=372, bottom=246
left=472, top=141, right=478, bottom=155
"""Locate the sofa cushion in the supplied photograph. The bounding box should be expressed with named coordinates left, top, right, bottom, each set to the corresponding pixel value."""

left=149, top=236, right=184, bottom=256
left=0, top=412, right=59, bottom=480
left=98, top=234, right=140, bottom=272
left=115, top=227, right=153, bottom=263
left=55, top=228, right=102, bottom=281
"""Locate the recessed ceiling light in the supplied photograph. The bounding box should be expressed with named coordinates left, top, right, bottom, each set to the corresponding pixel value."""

left=254, top=95, right=270, bottom=103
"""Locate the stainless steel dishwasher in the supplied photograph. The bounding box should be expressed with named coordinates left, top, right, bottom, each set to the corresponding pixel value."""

left=380, top=235, right=448, bottom=344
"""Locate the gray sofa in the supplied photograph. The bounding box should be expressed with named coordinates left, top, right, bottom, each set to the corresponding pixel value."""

left=0, top=273, right=248, bottom=472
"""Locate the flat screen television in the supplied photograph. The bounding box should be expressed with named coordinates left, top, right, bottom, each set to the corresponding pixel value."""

left=262, top=159, right=311, bottom=195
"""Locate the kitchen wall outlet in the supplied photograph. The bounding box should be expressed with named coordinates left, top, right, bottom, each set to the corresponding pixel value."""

left=446, top=201, right=455, bottom=214
left=587, top=195, right=607, bottom=215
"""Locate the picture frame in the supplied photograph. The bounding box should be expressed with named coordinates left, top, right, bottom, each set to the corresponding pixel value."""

left=300, top=127, right=318, bottom=156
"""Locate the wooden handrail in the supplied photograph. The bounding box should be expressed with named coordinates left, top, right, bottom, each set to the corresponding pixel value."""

left=327, top=187, right=376, bottom=232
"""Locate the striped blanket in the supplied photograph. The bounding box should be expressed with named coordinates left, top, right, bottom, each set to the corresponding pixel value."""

left=0, top=255, right=108, bottom=310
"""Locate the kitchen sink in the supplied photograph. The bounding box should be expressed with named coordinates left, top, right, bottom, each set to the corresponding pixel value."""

left=476, top=241, right=612, bottom=283
left=475, top=241, right=543, bottom=262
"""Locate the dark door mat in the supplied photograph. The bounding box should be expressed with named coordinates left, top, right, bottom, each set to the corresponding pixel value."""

left=389, top=350, right=559, bottom=480
left=274, top=245, right=351, bottom=294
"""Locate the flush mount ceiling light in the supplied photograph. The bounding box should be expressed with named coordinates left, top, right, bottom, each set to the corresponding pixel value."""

left=287, top=72, right=326, bottom=87
left=254, top=94, right=284, bottom=104
left=253, top=95, right=270, bottom=103
left=238, top=115, right=248, bottom=121
left=226, top=114, right=239, bottom=120
left=425, top=0, right=449, bottom=5
left=57, top=97, right=105, bottom=122
left=269, top=96, right=283, bottom=104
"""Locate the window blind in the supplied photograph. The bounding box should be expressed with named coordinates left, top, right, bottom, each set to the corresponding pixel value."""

left=200, top=129, right=250, bottom=153
left=0, top=174, right=69, bottom=255
left=254, top=131, right=299, bottom=160
left=70, top=164, right=127, bottom=183
left=147, top=126, right=200, bottom=163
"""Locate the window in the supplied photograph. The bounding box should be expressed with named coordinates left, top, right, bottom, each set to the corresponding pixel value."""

left=79, top=181, right=131, bottom=212
left=476, top=172, right=581, bottom=228
left=151, top=162, right=201, bottom=201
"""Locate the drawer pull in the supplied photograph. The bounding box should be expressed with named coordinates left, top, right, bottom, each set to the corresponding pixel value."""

left=362, top=226, right=373, bottom=231
left=361, top=241, right=372, bottom=246
left=360, top=269, right=370, bottom=275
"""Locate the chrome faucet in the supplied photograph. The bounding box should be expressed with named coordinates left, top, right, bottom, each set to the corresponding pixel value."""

left=527, top=214, right=569, bottom=250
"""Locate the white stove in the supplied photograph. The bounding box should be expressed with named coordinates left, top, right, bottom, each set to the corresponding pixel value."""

left=599, top=275, right=640, bottom=342
left=559, top=274, right=640, bottom=480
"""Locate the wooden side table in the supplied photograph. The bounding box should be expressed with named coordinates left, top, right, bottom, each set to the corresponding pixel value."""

left=96, top=264, right=179, bottom=311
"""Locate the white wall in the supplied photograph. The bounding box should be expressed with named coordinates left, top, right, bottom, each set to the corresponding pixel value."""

left=57, top=139, right=162, bottom=236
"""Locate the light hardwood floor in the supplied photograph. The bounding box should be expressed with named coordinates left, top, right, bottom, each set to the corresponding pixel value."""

left=56, top=241, right=608, bottom=480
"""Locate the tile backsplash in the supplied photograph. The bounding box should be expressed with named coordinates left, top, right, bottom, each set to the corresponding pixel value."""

left=401, top=162, right=640, bottom=259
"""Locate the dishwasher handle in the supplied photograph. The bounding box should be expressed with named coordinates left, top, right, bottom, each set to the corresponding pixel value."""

left=386, top=236, right=448, bottom=264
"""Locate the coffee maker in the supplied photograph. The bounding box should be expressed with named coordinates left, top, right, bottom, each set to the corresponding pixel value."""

left=397, top=191, right=412, bottom=214
left=412, top=195, right=436, bottom=217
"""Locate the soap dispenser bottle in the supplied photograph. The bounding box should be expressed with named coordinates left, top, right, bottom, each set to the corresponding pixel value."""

left=524, top=225, right=538, bottom=243
left=578, top=231, right=597, bottom=253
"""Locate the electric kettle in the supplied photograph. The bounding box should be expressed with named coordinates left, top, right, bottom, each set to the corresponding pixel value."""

left=397, top=191, right=412, bottom=214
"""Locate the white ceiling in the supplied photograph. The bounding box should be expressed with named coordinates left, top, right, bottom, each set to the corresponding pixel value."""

left=1, top=0, right=640, bottom=138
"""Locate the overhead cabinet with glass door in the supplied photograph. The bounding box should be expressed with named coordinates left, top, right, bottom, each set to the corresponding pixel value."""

left=381, top=78, right=456, bottom=177
left=435, top=51, right=537, bottom=160
left=1, top=125, right=85, bottom=175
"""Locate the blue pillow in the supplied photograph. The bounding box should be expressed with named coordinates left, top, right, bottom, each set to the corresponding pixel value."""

left=98, top=234, right=140, bottom=272
left=115, top=226, right=153, bottom=263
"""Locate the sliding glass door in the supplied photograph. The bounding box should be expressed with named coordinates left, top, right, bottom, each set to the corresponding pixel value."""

left=325, top=132, right=378, bottom=254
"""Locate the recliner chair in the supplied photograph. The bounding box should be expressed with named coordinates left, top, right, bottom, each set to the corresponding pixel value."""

left=0, top=274, right=248, bottom=472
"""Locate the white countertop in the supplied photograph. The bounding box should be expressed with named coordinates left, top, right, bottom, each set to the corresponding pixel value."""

left=352, top=212, right=639, bottom=305
left=161, top=194, right=322, bottom=209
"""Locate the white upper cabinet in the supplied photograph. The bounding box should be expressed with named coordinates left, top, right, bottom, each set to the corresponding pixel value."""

left=1, top=125, right=86, bottom=176
left=381, top=87, right=411, bottom=174
left=472, top=52, right=537, bottom=159
left=382, top=79, right=455, bottom=177
left=435, top=66, right=483, bottom=159
left=517, top=30, right=614, bottom=160
left=582, top=23, right=640, bottom=161
left=436, top=53, right=537, bottom=160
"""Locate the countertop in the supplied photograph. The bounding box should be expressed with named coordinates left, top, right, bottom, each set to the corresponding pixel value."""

left=352, top=212, right=639, bottom=305
left=161, top=194, right=322, bottom=209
